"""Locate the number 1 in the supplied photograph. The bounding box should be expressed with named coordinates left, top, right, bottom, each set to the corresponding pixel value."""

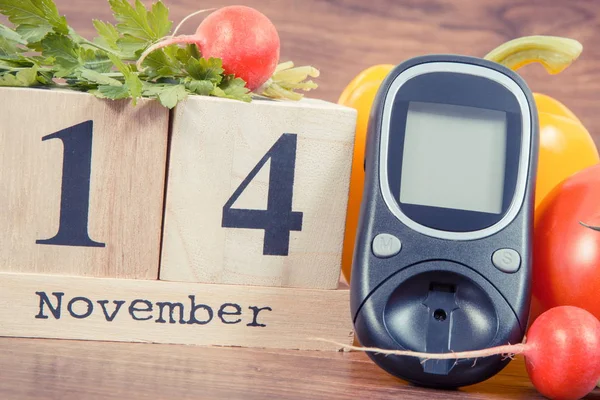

left=36, top=120, right=105, bottom=247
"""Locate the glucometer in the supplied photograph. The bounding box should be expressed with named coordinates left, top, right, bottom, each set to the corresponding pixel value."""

left=350, top=55, right=538, bottom=388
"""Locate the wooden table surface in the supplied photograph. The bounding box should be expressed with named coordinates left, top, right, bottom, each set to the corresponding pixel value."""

left=5, top=337, right=597, bottom=400
left=2, top=1, right=600, bottom=399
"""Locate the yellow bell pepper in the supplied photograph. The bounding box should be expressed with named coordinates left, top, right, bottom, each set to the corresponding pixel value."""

left=338, top=65, right=393, bottom=284
left=338, top=36, right=599, bottom=283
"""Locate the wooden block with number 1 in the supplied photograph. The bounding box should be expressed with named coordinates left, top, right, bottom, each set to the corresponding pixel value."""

left=0, top=87, right=169, bottom=279
left=161, top=96, right=357, bottom=289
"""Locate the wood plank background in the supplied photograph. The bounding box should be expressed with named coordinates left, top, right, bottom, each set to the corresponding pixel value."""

left=53, top=0, right=600, bottom=144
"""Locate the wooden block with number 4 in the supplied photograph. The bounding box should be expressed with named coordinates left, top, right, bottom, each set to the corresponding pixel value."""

left=161, top=96, right=357, bottom=289
left=0, top=87, right=169, bottom=279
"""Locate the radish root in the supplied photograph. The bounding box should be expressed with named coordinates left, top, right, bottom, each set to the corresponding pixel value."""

left=171, top=8, right=217, bottom=37
left=312, top=338, right=527, bottom=360
left=136, top=8, right=216, bottom=71
left=136, top=35, right=197, bottom=71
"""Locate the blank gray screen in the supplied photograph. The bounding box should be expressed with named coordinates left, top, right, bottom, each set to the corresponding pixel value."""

left=399, top=102, right=507, bottom=214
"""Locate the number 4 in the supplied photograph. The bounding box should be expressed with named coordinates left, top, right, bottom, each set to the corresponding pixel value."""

left=222, top=134, right=303, bottom=256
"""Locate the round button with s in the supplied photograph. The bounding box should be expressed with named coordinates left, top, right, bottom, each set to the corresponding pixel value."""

left=492, top=248, right=521, bottom=273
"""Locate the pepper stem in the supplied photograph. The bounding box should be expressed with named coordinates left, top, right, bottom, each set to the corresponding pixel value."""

left=484, top=35, right=582, bottom=74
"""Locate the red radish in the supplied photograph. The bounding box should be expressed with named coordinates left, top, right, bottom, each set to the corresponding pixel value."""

left=318, top=306, right=600, bottom=400
left=525, top=307, right=600, bottom=399
left=137, top=5, right=280, bottom=91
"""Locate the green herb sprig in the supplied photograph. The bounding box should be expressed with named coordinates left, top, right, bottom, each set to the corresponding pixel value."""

left=0, top=0, right=318, bottom=107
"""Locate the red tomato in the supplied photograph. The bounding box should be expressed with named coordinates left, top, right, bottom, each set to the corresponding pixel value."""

left=532, top=163, right=600, bottom=321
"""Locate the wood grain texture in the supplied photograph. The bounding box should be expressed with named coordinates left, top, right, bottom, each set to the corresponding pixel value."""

left=54, top=0, right=600, bottom=145
left=2, top=337, right=598, bottom=400
left=161, top=96, right=356, bottom=289
left=0, top=272, right=353, bottom=351
left=0, top=88, right=168, bottom=279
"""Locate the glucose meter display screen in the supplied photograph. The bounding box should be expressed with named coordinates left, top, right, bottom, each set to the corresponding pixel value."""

left=399, top=101, right=508, bottom=214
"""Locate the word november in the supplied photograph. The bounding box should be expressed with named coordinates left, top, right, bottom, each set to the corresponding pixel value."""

left=35, top=292, right=272, bottom=327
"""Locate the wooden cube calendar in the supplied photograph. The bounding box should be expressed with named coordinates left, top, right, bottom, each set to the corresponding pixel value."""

left=160, top=96, right=357, bottom=289
left=0, top=87, right=169, bottom=279
left=0, top=88, right=356, bottom=351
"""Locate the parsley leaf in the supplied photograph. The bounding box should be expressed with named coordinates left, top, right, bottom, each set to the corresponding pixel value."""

left=175, top=45, right=199, bottom=64
left=109, top=0, right=172, bottom=57
left=79, top=47, right=112, bottom=73
left=0, top=65, right=38, bottom=86
left=41, top=33, right=80, bottom=74
left=142, top=47, right=181, bottom=78
left=0, top=24, right=26, bottom=56
left=213, top=75, right=251, bottom=102
left=77, top=68, right=122, bottom=86
left=95, top=84, right=130, bottom=100
left=185, top=57, right=223, bottom=84
left=141, top=44, right=204, bottom=80
left=146, top=1, right=171, bottom=39
left=0, top=37, right=21, bottom=59
left=143, top=82, right=187, bottom=108
left=36, top=70, right=53, bottom=84
left=0, top=26, right=31, bottom=68
left=114, top=35, right=146, bottom=59
left=107, top=52, right=142, bottom=103
left=0, top=54, right=36, bottom=68
left=185, top=79, right=213, bottom=95
left=92, top=20, right=120, bottom=50
left=125, top=71, right=143, bottom=100
left=15, top=24, right=50, bottom=43
left=0, top=0, right=68, bottom=43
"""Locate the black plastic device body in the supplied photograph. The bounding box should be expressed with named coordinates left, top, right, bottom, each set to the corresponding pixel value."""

left=350, top=55, right=538, bottom=388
